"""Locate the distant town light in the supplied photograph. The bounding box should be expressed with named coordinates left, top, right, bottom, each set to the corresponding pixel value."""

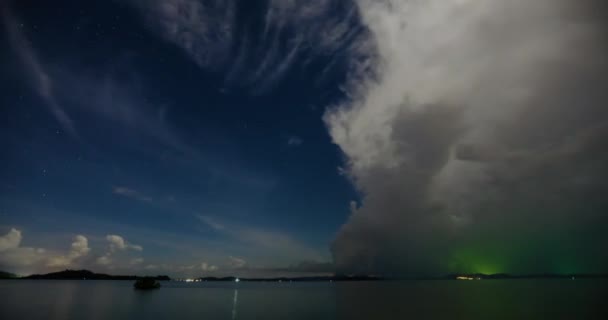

left=235, top=278, right=240, bottom=283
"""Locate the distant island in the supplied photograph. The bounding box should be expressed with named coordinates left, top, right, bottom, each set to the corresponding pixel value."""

left=14, top=269, right=170, bottom=281
left=1, top=269, right=607, bottom=281
left=185, top=275, right=383, bottom=282
left=0, top=271, right=18, bottom=279
left=442, top=273, right=608, bottom=280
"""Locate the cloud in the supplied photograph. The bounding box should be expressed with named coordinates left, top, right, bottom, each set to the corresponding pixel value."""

left=136, top=262, right=218, bottom=275
left=0, top=228, right=47, bottom=271
left=97, top=234, right=143, bottom=266
left=269, top=260, right=334, bottom=274
left=325, top=0, right=608, bottom=275
left=46, top=235, right=90, bottom=267
left=128, top=0, right=363, bottom=92
left=198, top=215, right=225, bottom=231
left=112, top=186, right=153, bottom=203
left=212, top=260, right=334, bottom=278
left=71, top=235, right=91, bottom=255
left=200, top=262, right=218, bottom=272
left=133, top=0, right=236, bottom=68
left=56, top=71, right=201, bottom=156
left=196, top=215, right=326, bottom=264
left=227, top=256, right=246, bottom=269
left=106, top=234, right=143, bottom=252
left=1, top=4, right=78, bottom=138
left=0, top=229, right=90, bottom=271
left=96, top=255, right=111, bottom=266
left=0, top=228, right=21, bottom=251
left=0, top=229, right=147, bottom=273
left=287, top=136, right=303, bottom=146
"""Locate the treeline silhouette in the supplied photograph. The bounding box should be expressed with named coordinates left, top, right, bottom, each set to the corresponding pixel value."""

left=20, top=269, right=170, bottom=280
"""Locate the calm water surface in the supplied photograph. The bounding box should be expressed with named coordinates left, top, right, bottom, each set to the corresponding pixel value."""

left=0, top=280, right=605, bottom=319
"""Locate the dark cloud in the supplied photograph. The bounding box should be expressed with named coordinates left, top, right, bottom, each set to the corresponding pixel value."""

left=326, top=0, right=608, bottom=275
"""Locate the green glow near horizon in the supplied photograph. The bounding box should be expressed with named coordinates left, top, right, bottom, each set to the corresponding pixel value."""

left=448, top=249, right=505, bottom=275
left=447, top=238, right=592, bottom=275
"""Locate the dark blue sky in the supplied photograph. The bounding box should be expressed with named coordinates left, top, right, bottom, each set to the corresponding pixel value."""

left=0, top=0, right=364, bottom=276
left=2, top=0, right=607, bottom=277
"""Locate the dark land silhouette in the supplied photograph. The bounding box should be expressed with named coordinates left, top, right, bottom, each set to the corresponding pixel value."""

left=18, top=269, right=170, bottom=281
left=0, top=271, right=18, bottom=279
left=2, top=269, right=607, bottom=281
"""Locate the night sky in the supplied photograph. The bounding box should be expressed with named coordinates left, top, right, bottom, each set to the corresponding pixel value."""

left=1, top=0, right=607, bottom=277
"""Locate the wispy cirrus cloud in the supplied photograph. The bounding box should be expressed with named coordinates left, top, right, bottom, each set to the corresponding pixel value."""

left=227, top=256, right=246, bottom=269
left=198, top=215, right=225, bottom=231
left=112, top=186, right=153, bottom=203
left=1, top=3, right=78, bottom=139
left=128, top=0, right=365, bottom=92
left=197, top=214, right=327, bottom=265
left=287, top=136, right=303, bottom=146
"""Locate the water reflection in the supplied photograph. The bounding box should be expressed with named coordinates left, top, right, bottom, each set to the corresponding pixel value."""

left=231, top=289, right=238, bottom=320
left=50, top=281, right=77, bottom=320
left=1, top=280, right=604, bottom=319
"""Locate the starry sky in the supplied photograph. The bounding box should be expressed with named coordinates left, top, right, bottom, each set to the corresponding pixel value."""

left=1, top=0, right=608, bottom=277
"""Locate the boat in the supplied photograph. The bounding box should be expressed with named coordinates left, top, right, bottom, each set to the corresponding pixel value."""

left=134, top=278, right=161, bottom=290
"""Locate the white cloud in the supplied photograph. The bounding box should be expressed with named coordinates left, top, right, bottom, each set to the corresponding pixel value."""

left=112, top=186, right=153, bottom=203
left=106, top=234, right=127, bottom=251
left=0, top=228, right=47, bottom=270
left=0, top=229, right=147, bottom=273
left=200, top=262, right=218, bottom=272
left=46, top=235, right=90, bottom=267
left=97, top=235, right=143, bottom=267
left=96, top=255, right=111, bottom=266
left=0, top=228, right=21, bottom=251
left=0, top=247, right=46, bottom=269
left=197, top=215, right=225, bottom=231
left=130, top=0, right=236, bottom=68
left=106, top=234, right=143, bottom=252
left=128, top=0, right=360, bottom=91
left=70, top=235, right=91, bottom=257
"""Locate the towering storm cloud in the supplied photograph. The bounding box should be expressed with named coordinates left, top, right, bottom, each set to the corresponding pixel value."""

left=326, top=0, right=608, bottom=275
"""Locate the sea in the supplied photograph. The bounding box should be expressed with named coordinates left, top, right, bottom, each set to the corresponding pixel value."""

left=0, top=279, right=605, bottom=319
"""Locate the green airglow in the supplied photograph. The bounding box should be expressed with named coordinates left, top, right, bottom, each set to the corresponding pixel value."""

left=448, top=247, right=506, bottom=275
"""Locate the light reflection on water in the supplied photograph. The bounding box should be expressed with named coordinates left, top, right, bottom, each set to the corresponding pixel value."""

left=232, top=289, right=238, bottom=320
left=0, top=280, right=605, bottom=319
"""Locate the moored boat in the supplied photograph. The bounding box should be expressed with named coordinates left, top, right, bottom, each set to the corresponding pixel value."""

left=134, top=278, right=161, bottom=290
